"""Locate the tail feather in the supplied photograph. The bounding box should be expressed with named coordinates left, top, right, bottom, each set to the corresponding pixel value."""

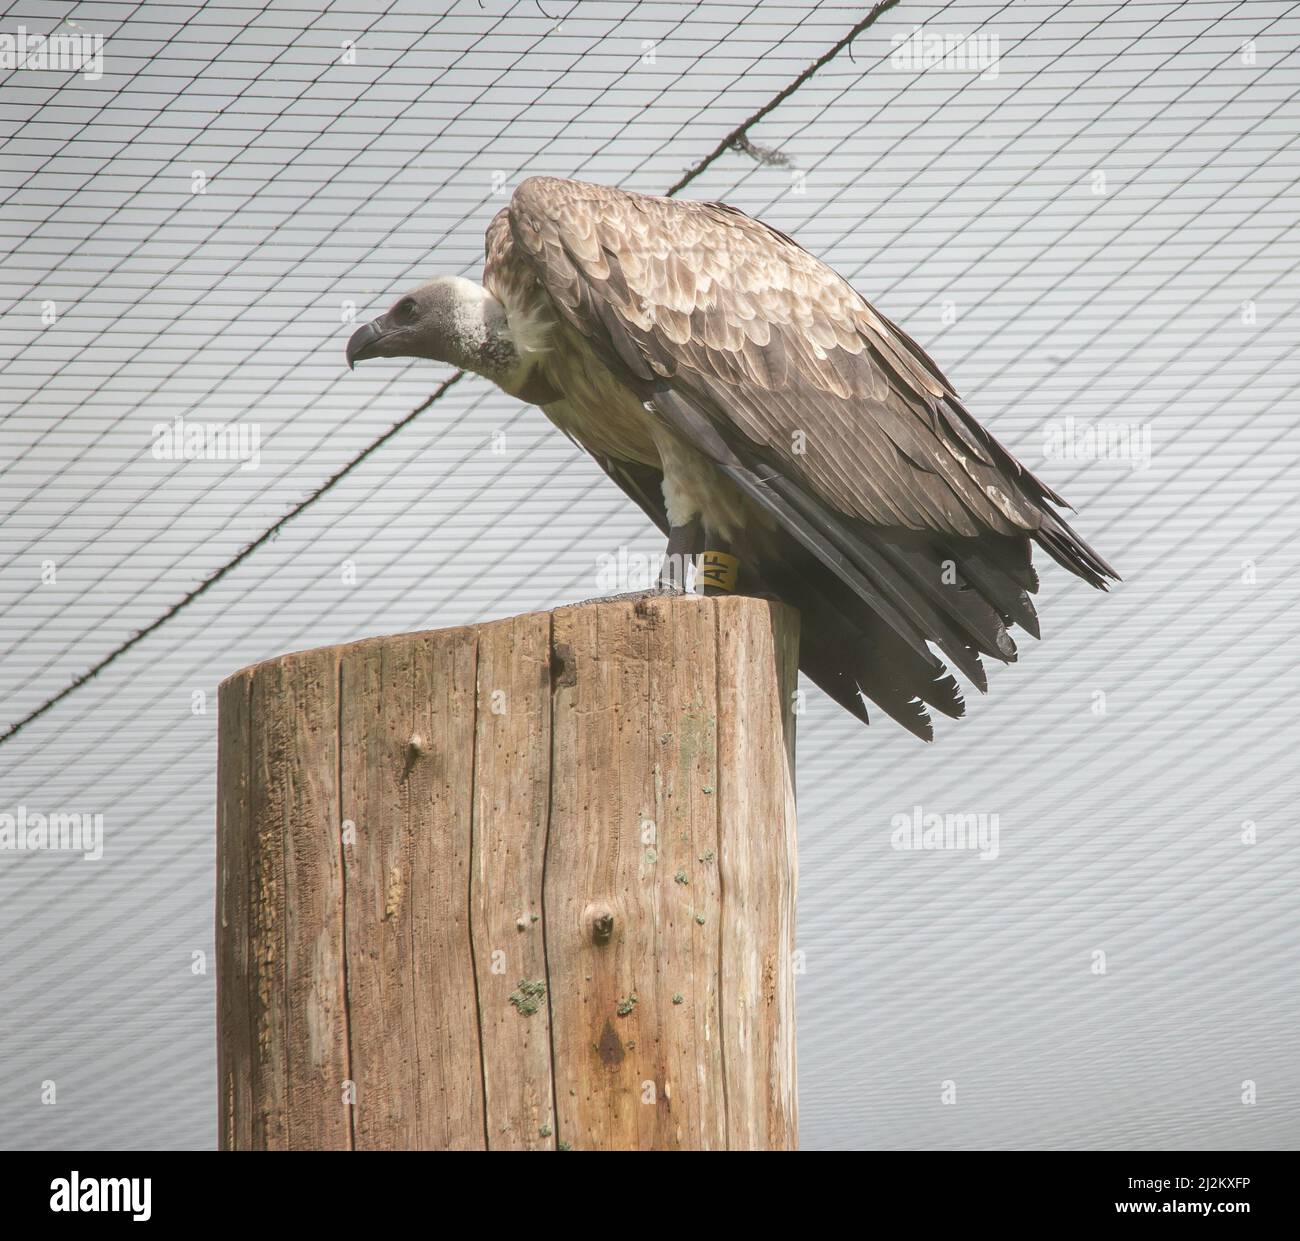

left=946, top=538, right=1042, bottom=639
left=757, top=543, right=967, bottom=742
left=866, top=531, right=1019, bottom=663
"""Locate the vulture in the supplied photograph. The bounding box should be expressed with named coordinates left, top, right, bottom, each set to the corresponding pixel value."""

left=346, top=176, right=1116, bottom=739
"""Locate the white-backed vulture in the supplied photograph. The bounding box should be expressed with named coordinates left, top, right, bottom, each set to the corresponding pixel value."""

left=347, top=176, right=1116, bottom=738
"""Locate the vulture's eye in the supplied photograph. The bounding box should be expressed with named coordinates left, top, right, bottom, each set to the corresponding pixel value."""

left=395, top=298, right=417, bottom=322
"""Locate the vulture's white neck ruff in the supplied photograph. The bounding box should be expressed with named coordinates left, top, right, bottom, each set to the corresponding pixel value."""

left=428, top=276, right=567, bottom=410
left=432, top=276, right=532, bottom=392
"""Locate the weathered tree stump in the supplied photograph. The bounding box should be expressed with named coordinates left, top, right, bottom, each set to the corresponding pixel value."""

left=216, top=595, right=799, bottom=1150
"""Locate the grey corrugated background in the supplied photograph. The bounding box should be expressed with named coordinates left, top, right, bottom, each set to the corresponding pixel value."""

left=1, top=0, right=1297, bottom=1151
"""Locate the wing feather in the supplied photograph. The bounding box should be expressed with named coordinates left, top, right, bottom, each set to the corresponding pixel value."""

left=510, top=178, right=1068, bottom=542
left=505, top=177, right=1117, bottom=695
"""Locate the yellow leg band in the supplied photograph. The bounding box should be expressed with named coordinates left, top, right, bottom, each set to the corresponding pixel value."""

left=698, top=551, right=739, bottom=592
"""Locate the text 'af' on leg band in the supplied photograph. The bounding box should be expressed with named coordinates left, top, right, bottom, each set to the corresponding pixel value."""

left=698, top=551, right=739, bottom=592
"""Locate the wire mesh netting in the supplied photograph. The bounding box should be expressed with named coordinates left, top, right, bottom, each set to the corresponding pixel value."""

left=1, top=0, right=1298, bottom=1150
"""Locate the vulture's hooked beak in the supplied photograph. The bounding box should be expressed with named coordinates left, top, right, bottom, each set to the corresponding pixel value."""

left=345, top=315, right=393, bottom=369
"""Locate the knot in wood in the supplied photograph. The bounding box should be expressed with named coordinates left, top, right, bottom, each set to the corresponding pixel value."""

left=584, top=903, right=615, bottom=945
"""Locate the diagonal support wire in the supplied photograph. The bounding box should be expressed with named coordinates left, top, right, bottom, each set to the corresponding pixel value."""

left=0, top=374, right=462, bottom=743
left=0, top=1, right=904, bottom=746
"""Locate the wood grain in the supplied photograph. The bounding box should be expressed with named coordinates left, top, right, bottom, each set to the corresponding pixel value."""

left=217, top=596, right=798, bottom=1150
left=339, top=629, right=483, bottom=1149
left=716, top=596, right=800, bottom=1150
left=470, top=612, right=555, bottom=1149
left=216, top=666, right=252, bottom=1151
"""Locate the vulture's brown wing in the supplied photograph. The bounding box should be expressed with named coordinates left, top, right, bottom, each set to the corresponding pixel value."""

left=506, top=177, right=1115, bottom=690
left=507, top=176, right=1116, bottom=550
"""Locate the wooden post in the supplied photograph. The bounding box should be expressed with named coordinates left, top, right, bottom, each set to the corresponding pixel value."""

left=216, top=595, right=799, bottom=1151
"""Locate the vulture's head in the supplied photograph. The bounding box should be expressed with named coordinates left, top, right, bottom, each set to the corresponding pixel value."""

left=346, top=276, right=515, bottom=372
left=346, top=275, right=560, bottom=406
